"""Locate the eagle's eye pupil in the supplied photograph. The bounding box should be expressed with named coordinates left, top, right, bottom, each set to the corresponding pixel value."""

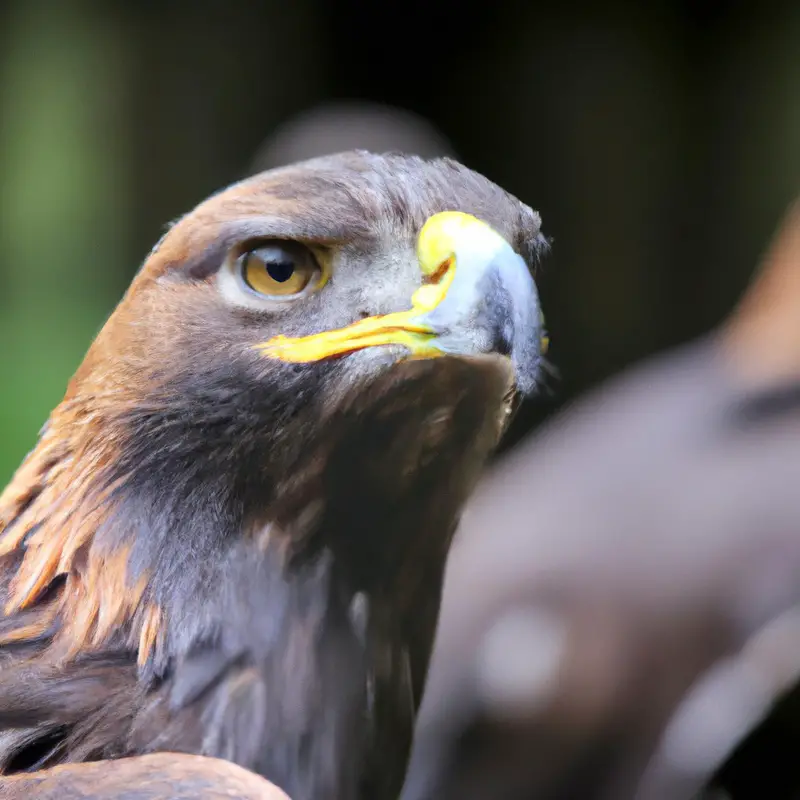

left=266, top=260, right=294, bottom=283
left=237, top=242, right=320, bottom=298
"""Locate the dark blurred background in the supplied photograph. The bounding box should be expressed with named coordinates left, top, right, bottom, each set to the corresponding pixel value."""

left=2, top=0, right=800, bottom=481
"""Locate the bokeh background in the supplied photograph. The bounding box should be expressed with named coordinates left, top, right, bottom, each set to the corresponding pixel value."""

left=2, top=0, right=800, bottom=480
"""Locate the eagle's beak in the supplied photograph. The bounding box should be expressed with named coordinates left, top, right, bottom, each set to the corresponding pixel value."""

left=258, top=212, right=545, bottom=394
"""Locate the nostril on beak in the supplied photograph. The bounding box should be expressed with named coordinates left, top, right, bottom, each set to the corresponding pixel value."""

left=423, top=256, right=454, bottom=286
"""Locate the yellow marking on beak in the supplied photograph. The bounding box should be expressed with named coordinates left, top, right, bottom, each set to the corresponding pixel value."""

left=540, top=310, right=549, bottom=354
left=257, top=311, right=441, bottom=363
left=257, top=212, right=475, bottom=363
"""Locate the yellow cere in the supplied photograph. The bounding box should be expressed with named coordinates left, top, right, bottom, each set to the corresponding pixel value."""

left=256, top=211, right=478, bottom=364
left=416, top=211, right=489, bottom=275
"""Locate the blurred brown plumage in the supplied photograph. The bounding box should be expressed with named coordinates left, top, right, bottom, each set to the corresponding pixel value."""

left=1, top=754, right=289, bottom=800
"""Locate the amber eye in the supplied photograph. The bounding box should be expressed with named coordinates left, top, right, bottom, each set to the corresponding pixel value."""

left=239, top=242, right=320, bottom=298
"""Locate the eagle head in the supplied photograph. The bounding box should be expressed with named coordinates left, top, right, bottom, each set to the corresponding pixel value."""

left=0, top=151, right=547, bottom=798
